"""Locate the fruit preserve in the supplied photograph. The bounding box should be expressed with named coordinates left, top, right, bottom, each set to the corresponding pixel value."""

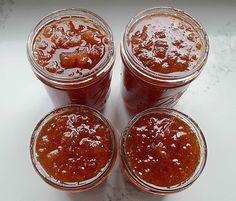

left=30, top=105, right=117, bottom=191
left=27, top=9, right=115, bottom=111
left=120, top=108, right=207, bottom=194
left=121, top=7, right=209, bottom=115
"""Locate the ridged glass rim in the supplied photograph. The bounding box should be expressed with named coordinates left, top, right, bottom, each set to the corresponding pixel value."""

left=30, top=104, right=117, bottom=191
left=27, top=8, right=115, bottom=87
left=121, top=7, right=209, bottom=86
left=120, top=107, right=207, bottom=194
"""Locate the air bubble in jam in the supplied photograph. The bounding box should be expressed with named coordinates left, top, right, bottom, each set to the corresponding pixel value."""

left=125, top=112, right=200, bottom=187
left=35, top=107, right=113, bottom=184
left=33, top=16, right=108, bottom=77
left=128, top=14, right=203, bottom=74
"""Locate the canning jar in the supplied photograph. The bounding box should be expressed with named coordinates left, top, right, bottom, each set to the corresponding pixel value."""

left=27, top=8, right=115, bottom=111
left=30, top=105, right=117, bottom=191
left=120, top=107, right=207, bottom=194
left=121, top=7, right=209, bottom=115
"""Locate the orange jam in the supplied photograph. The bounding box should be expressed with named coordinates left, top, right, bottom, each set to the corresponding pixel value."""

left=31, top=105, right=116, bottom=190
left=120, top=108, right=207, bottom=193
left=33, top=16, right=108, bottom=77
left=128, top=14, right=203, bottom=74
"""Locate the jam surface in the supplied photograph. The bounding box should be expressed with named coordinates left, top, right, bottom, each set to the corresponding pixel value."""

left=124, top=112, right=200, bottom=187
left=33, top=16, right=108, bottom=77
left=128, top=14, right=203, bottom=74
left=35, top=107, right=113, bottom=184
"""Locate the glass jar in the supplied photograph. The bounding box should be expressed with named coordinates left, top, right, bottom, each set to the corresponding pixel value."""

left=27, top=8, right=115, bottom=111
left=120, top=107, right=207, bottom=194
left=121, top=7, right=209, bottom=115
left=30, top=104, right=117, bottom=191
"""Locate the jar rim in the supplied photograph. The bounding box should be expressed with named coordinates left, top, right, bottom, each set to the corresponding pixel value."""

left=120, top=107, right=207, bottom=194
left=27, top=8, right=115, bottom=87
left=121, top=7, right=209, bottom=86
left=30, top=104, right=117, bottom=191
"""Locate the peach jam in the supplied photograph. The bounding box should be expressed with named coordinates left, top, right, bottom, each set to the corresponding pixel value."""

left=121, top=8, right=209, bottom=114
left=27, top=9, right=115, bottom=111
left=128, top=14, right=203, bottom=74
left=30, top=105, right=117, bottom=191
left=33, top=16, right=108, bottom=77
left=120, top=108, right=207, bottom=194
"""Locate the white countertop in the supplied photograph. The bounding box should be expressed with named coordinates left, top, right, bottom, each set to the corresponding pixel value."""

left=0, top=0, right=236, bottom=200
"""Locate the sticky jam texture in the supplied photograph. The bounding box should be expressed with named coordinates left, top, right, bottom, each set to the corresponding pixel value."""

left=35, top=107, right=113, bottom=184
left=128, top=14, right=203, bottom=74
left=125, top=113, right=200, bottom=187
left=33, top=16, right=108, bottom=77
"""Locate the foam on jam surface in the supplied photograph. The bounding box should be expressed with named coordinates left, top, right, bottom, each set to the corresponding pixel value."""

left=33, top=16, right=108, bottom=77
left=35, top=107, right=113, bottom=184
left=128, top=14, right=203, bottom=74
left=125, top=112, right=200, bottom=187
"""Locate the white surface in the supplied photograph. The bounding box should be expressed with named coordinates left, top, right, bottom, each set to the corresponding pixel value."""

left=0, top=0, right=236, bottom=200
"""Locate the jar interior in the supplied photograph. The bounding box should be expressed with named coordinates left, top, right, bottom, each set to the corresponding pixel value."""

left=30, top=105, right=117, bottom=191
left=120, top=108, right=207, bottom=194
left=122, top=7, right=209, bottom=85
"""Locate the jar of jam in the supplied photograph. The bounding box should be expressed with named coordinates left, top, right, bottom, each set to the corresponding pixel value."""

left=120, top=108, right=207, bottom=194
left=121, top=7, right=209, bottom=115
left=30, top=105, right=117, bottom=191
left=27, top=8, right=115, bottom=111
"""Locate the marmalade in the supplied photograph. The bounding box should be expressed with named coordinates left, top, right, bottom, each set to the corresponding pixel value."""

left=124, top=112, right=200, bottom=187
left=34, top=106, right=114, bottom=185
